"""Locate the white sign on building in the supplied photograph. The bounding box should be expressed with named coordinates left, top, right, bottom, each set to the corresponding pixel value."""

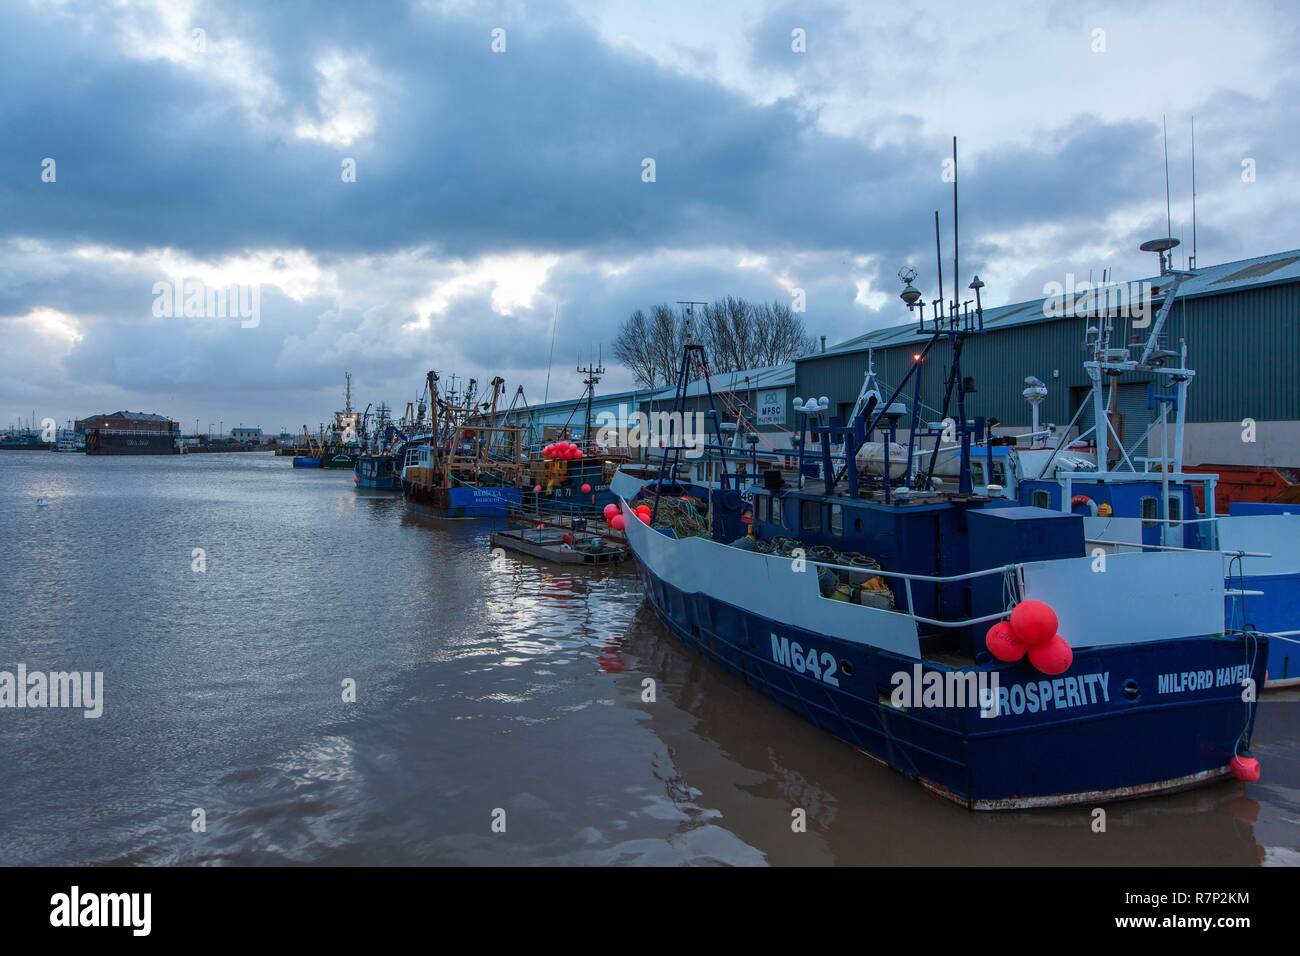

left=756, top=389, right=786, bottom=425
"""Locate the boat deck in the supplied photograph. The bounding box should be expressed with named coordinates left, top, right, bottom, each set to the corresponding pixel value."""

left=491, top=529, right=627, bottom=565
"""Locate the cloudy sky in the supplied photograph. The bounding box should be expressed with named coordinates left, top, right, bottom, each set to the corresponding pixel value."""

left=3, top=0, right=1297, bottom=434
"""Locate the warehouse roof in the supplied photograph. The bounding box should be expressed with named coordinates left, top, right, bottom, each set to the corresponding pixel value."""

left=814, top=246, right=1300, bottom=359
left=644, top=361, right=796, bottom=402
left=84, top=410, right=173, bottom=422
left=512, top=386, right=651, bottom=415
left=517, top=361, right=797, bottom=415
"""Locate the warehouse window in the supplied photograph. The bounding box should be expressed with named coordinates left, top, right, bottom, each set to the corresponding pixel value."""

left=802, top=499, right=822, bottom=532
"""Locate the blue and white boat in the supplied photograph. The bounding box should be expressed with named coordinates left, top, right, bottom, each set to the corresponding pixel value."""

left=921, top=243, right=1300, bottom=688
left=622, top=218, right=1266, bottom=807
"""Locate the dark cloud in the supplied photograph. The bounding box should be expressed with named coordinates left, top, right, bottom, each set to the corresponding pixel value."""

left=1, top=0, right=1298, bottom=429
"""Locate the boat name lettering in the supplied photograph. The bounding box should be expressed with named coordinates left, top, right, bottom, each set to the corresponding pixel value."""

left=992, top=672, right=1110, bottom=717
left=1156, top=665, right=1250, bottom=695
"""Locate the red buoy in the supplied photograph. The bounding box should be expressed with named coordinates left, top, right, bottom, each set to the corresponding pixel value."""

left=581, top=483, right=591, bottom=494
left=1229, top=754, right=1261, bottom=782
left=603, top=503, right=619, bottom=521
left=1028, top=634, right=1073, bottom=675
left=1010, top=600, right=1058, bottom=646
left=985, top=621, right=1025, bottom=662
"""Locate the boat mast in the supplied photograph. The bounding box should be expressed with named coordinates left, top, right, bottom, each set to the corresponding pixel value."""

left=576, top=348, right=605, bottom=449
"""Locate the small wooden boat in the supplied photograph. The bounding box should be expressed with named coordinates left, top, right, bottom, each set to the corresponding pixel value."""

left=490, top=528, right=626, bottom=565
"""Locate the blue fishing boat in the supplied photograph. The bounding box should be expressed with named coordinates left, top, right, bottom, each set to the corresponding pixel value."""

left=292, top=455, right=320, bottom=468
left=622, top=166, right=1266, bottom=808
left=400, top=371, right=526, bottom=518
left=354, top=420, right=409, bottom=491
left=905, top=240, right=1300, bottom=688
left=355, top=453, right=401, bottom=489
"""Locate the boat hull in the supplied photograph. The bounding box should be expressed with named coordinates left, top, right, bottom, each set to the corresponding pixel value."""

left=356, top=475, right=401, bottom=490
left=1228, top=570, right=1300, bottom=686
left=623, top=509, right=1266, bottom=809
left=355, top=455, right=401, bottom=490
left=320, top=452, right=357, bottom=469
left=403, top=481, right=520, bottom=517
left=1023, top=481, right=1300, bottom=689
left=1218, top=508, right=1300, bottom=687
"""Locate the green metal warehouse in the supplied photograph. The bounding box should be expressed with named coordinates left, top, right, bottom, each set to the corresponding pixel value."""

left=794, top=247, right=1300, bottom=469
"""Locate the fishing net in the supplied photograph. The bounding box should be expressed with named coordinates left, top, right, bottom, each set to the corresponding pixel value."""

left=647, top=495, right=711, bottom=538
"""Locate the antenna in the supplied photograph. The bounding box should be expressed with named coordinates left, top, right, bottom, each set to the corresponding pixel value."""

left=576, top=349, right=606, bottom=443
left=933, top=211, right=944, bottom=323
left=1190, top=115, right=1198, bottom=269
left=952, top=135, right=959, bottom=320
left=543, top=300, right=559, bottom=405
left=677, top=300, right=707, bottom=346
left=1170, top=113, right=1180, bottom=240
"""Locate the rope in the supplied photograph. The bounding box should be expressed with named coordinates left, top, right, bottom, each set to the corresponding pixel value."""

left=1234, top=629, right=1261, bottom=761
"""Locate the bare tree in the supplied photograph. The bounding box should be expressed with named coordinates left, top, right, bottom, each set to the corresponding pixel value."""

left=612, top=304, right=693, bottom=387
left=614, top=297, right=816, bottom=386
left=752, top=300, right=817, bottom=367
left=611, top=308, right=656, bottom=387
left=648, top=304, right=692, bottom=385
left=699, top=296, right=755, bottom=373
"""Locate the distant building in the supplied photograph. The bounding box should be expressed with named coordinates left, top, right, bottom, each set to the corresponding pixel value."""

left=231, top=426, right=263, bottom=444
left=76, top=411, right=179, bottom=456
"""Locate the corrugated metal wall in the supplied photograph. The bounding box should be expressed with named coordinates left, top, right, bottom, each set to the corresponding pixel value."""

left=640, top=388, right=795, bottom=437
left=796, top=282, right=1300, bottom=427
